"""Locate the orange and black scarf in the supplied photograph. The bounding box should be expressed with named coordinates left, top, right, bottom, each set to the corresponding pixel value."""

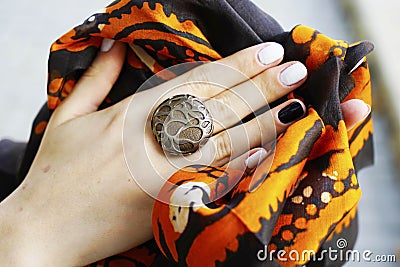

left=16, top=0, right=373, bottom=266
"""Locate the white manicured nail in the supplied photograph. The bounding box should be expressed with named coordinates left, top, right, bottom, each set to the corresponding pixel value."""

left=342, top=99, right=371, bottom=130
left=100, top=38, right=115, bottom=52
left=280, top=62, right=308, bottom=86
left=258, top=43, right=284, bottom=65
left=244, top=149, right=267, bottom=169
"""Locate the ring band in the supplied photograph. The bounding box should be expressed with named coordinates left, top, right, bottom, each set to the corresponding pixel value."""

left=151, top=94, right=213, bottom=155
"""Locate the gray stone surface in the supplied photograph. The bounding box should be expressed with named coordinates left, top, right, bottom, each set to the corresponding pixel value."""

left=1, top=0, right=399, bottom=265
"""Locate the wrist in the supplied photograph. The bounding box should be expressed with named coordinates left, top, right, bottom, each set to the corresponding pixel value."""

left=0, top=184, right=53, bottom=266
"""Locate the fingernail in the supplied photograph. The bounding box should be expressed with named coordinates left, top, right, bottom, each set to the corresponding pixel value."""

left=344, top=99, right=372, bottom=130
left=258, top=43, right=284, bottom=65
left=280, top=62, right=308, bottom=86
left=361, top=103, right=371, bottom=120
left=278, top=101, right=305, bottom=124
left=354, top=100, right=371, bottom=121
left=100, top=38, right=115, bottom=52
left=244, top=148, right=267, bottom=169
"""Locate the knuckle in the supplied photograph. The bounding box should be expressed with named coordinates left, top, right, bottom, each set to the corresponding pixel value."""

left=257, top=113, right=276, bottom=140
left=183, top=63, right=221, bottom=96
left=184, top=65, right=210, bottom=92
left=81, top=65, right=114, bottom=88
left=235, top=55, right=257, bottom=74
left=104, top=106, right=124, bottom=129
left=81, top=64, right=99, bottom=79
left=228, top=46, right=259, bottom=73
left=214, top=131, right=232, bottom=164
left=258, top=70, right=275, bottom=95
left=209, top=95, right=237, bottom=125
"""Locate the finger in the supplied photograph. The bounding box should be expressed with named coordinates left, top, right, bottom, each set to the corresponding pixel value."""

left=341, top=99, right=371, bottom=131
left=200, top=99, right=306, bottom=166
left=223, top=100, right=371, bottom=163
left=152, top=42, right=285, bottom=100
left=205, top=61, right=307, bottom=133
left=223, top=147, right=267, bottom=170
left=222, top=146, right=278, bottom=193
left=51, top=39, right=126, bottom=127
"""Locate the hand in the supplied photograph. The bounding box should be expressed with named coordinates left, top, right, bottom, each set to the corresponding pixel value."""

left=0, top=40, right=371, bottom=266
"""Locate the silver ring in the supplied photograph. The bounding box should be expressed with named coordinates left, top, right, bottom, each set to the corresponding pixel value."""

left=151, top=94, right=213, bottom=155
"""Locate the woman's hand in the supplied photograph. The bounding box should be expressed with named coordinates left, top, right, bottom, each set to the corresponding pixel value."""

left=0, top=40, right=371, bottom=266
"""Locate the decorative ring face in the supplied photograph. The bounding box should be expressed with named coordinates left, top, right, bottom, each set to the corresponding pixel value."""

left=151, top=94, right=213, bottom=155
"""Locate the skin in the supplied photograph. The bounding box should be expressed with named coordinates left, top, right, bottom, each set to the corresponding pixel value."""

left=0, top=41, right=371, bottom=266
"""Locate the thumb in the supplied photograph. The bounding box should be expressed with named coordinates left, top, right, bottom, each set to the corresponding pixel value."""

left=51, top=39, right=126, bottom=127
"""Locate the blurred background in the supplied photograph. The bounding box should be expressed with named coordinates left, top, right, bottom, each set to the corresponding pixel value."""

left=0, top=0, right=399, bottom=266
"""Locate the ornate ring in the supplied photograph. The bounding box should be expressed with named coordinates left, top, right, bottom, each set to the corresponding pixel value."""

left=151, top=94, right=213, bottom=155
